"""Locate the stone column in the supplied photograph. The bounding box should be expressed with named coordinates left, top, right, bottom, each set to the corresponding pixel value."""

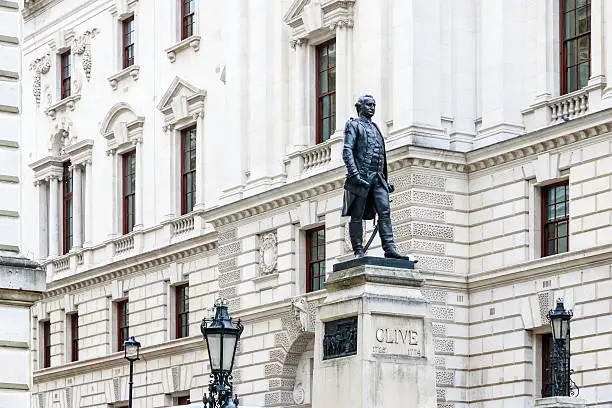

left=603, top=0, right=612, bottom=99
left=292, top=38, right=307, bottom=150
left=83, top=159, right=93, bottom=247
left=589, top=0, right=605, bottom=85
left=35, top=179, right=49, bottom=258
left=109, top=149, right=119, bottom=237
left=476, top=0, right=524, bottom=148
left=134, top=138, right=143, bottom=230
left=313, top=258, right=436, bottom=408
left=194, top=111, right=205, bottom=211
left=72, top=164, right=82, bottom=249
left=534, top=0, right=554, bottom=101
left=334, top=22, right=348, bottom=135
left=48, top=176, right=60, bottom=258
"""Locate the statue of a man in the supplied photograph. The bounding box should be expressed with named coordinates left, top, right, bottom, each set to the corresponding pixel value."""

left=341, top=95, right=410, bottom=259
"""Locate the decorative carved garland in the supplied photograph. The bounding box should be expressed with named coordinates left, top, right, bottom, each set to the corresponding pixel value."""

left=30, top=54, right=51, bottom=106
left=71, top=29, right=98, bottom=81
left=259, top=232, right=278, bottom=275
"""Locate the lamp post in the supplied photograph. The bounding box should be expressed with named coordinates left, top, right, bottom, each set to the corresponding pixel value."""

left=546, top=299, right=578, bottom=397
left=201, top=298, right=244, bottom=408
left=123, top=336, right=141, bottom=408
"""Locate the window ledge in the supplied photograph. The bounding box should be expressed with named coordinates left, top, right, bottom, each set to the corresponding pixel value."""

left=165, top=35, right=201, bottom=63
left=108, top=65, right=140, bottom=90
left=45, top=94, right=81, bottom=119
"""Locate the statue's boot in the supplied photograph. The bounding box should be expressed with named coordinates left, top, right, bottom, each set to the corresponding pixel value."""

left=379, top=216, right=411, bottom=260
left=349, top=220, right=365, bottom=258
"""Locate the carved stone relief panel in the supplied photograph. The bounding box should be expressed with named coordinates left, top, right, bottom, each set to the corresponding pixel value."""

left=259, top=231, right=278, bottom=275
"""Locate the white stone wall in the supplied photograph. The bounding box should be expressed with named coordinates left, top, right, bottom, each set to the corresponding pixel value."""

left=18, top=1, right=612, bottom=408
left=0, top=0, right=21, bottom=255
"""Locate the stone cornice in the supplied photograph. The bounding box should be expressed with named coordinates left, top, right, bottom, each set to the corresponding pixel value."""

left=61, top=138, right=94, bottom=164
left=29, top=155, right=63, bottom=181
left=284, top=0, right=355, bottom=41
left=465, top=108, right=612, bottom=173
left=467, top=243, right=612, bottom=291
left=41, top=235, right=217, bottom=299
left=33, top=335, right=205, bottom=384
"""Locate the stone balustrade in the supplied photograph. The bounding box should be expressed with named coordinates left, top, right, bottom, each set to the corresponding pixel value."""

left=114, top=234, right=134, bottom=254
left=171, top=213, right=195, bottom=236
left=301, top=141, right=332, bottom=172
left=549, top=90, right=589, bottom=124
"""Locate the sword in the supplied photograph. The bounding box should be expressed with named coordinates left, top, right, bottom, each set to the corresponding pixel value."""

left=362, top=216, right=379, bottom=254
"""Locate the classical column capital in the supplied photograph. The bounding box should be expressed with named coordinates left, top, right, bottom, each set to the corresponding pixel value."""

left=191, top=109, right=204, bottom=121
left=290, top=38, right=307, bottom=49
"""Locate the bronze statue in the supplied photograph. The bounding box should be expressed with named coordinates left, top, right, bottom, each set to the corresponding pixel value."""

left=342, top=95, right=410, bottom=260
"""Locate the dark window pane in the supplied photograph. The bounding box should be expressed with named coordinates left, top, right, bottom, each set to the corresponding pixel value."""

left=578, top=62, right=589, bottom=89
left=318, top=244, right=324, bottom=260
left=548, top=240, right=557, bottom=255
left=577, top=6, right=589, bottom=34
left=555, top=186, right=566, bottom=203
left=329, top=68, right=336, bottom=92
left=547, top=223, right=556, bottom=239
left=578, top=36, right=589, bottom=61
left=319, top=47, right=328, bottom=71
left=555, top=202, right=567, bottom=219
left=322, top=96, right=330, bottom=117
left=566, top=0, right=575, bottom=9
left=567, top=66, right=577, bottom=93
left=567, top=40, right=576, bottom=65
left=558, top=221, right=568, bottom=237
left=558, top=237, right=568, bottom=253
left=547, top=205, right=555, bottom=221
left=328, top=45, right=336, bottom=67
left=322, top=119, right=329, bottom=142
left=566, top=11, right=575, bottom=37
left=186, top=173, right=193, bottom=193
left=320, top=72, right=328, bottom=93
left=548, top=188, right=556, bottom=203
left=184, top=152, right=192, bottom=171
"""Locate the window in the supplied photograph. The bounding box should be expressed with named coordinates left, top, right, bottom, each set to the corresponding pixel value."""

left=70, top=313, right=79, bottom=362
left=181, top=126, right=197, bottom=214
left=542, top=181, right=569, bottom=257
left=306, top=226, right=326, bottom=293
left=175, top=284, right=189, bottom=339
left=316, top=39, right=336, bottom=144
left=62, top=161, right=73, bottom=254
left=560, top=0, right=591, bottom=94
left=181, top=0, right=195, bottom=40
left=122, top=16, right=135, bottom=68
left=60, top=51, right=71, bottom=99
left=117, top=300, right=129, bottom=352
left=122, top=151, right=136, bottom=234
left=176, top=396, right=191, bottom=405
left=540, top=333, right=553, bottom=397
left=42, top=320, right=51, bottom=368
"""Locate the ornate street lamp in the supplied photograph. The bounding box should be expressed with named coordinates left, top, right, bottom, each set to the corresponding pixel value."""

left=545, top=299, right=578, bottom=397
left=201, top=298, right=244, bottom=408
left=123, top=336, right=141, bottom=408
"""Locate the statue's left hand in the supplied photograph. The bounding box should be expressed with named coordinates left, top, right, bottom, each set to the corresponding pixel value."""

left=388, top=183, right=395, bottom=193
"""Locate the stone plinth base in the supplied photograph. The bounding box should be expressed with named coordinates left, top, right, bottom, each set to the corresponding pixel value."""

left=535, top=397, right=586, bottom=408
left=313, top=257, right=436, bottom=408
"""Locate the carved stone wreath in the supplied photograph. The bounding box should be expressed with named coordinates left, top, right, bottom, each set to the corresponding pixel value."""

left=258, top=232, right=278, bottom=275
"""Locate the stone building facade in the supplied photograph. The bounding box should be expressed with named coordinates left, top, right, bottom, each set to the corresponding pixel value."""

left=17, top=0, right=612, bottom=407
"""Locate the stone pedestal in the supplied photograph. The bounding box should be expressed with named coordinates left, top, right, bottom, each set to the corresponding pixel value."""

left=535, top=397, right=586, bottom=408
left=312, top=257, right=436, bottom=408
